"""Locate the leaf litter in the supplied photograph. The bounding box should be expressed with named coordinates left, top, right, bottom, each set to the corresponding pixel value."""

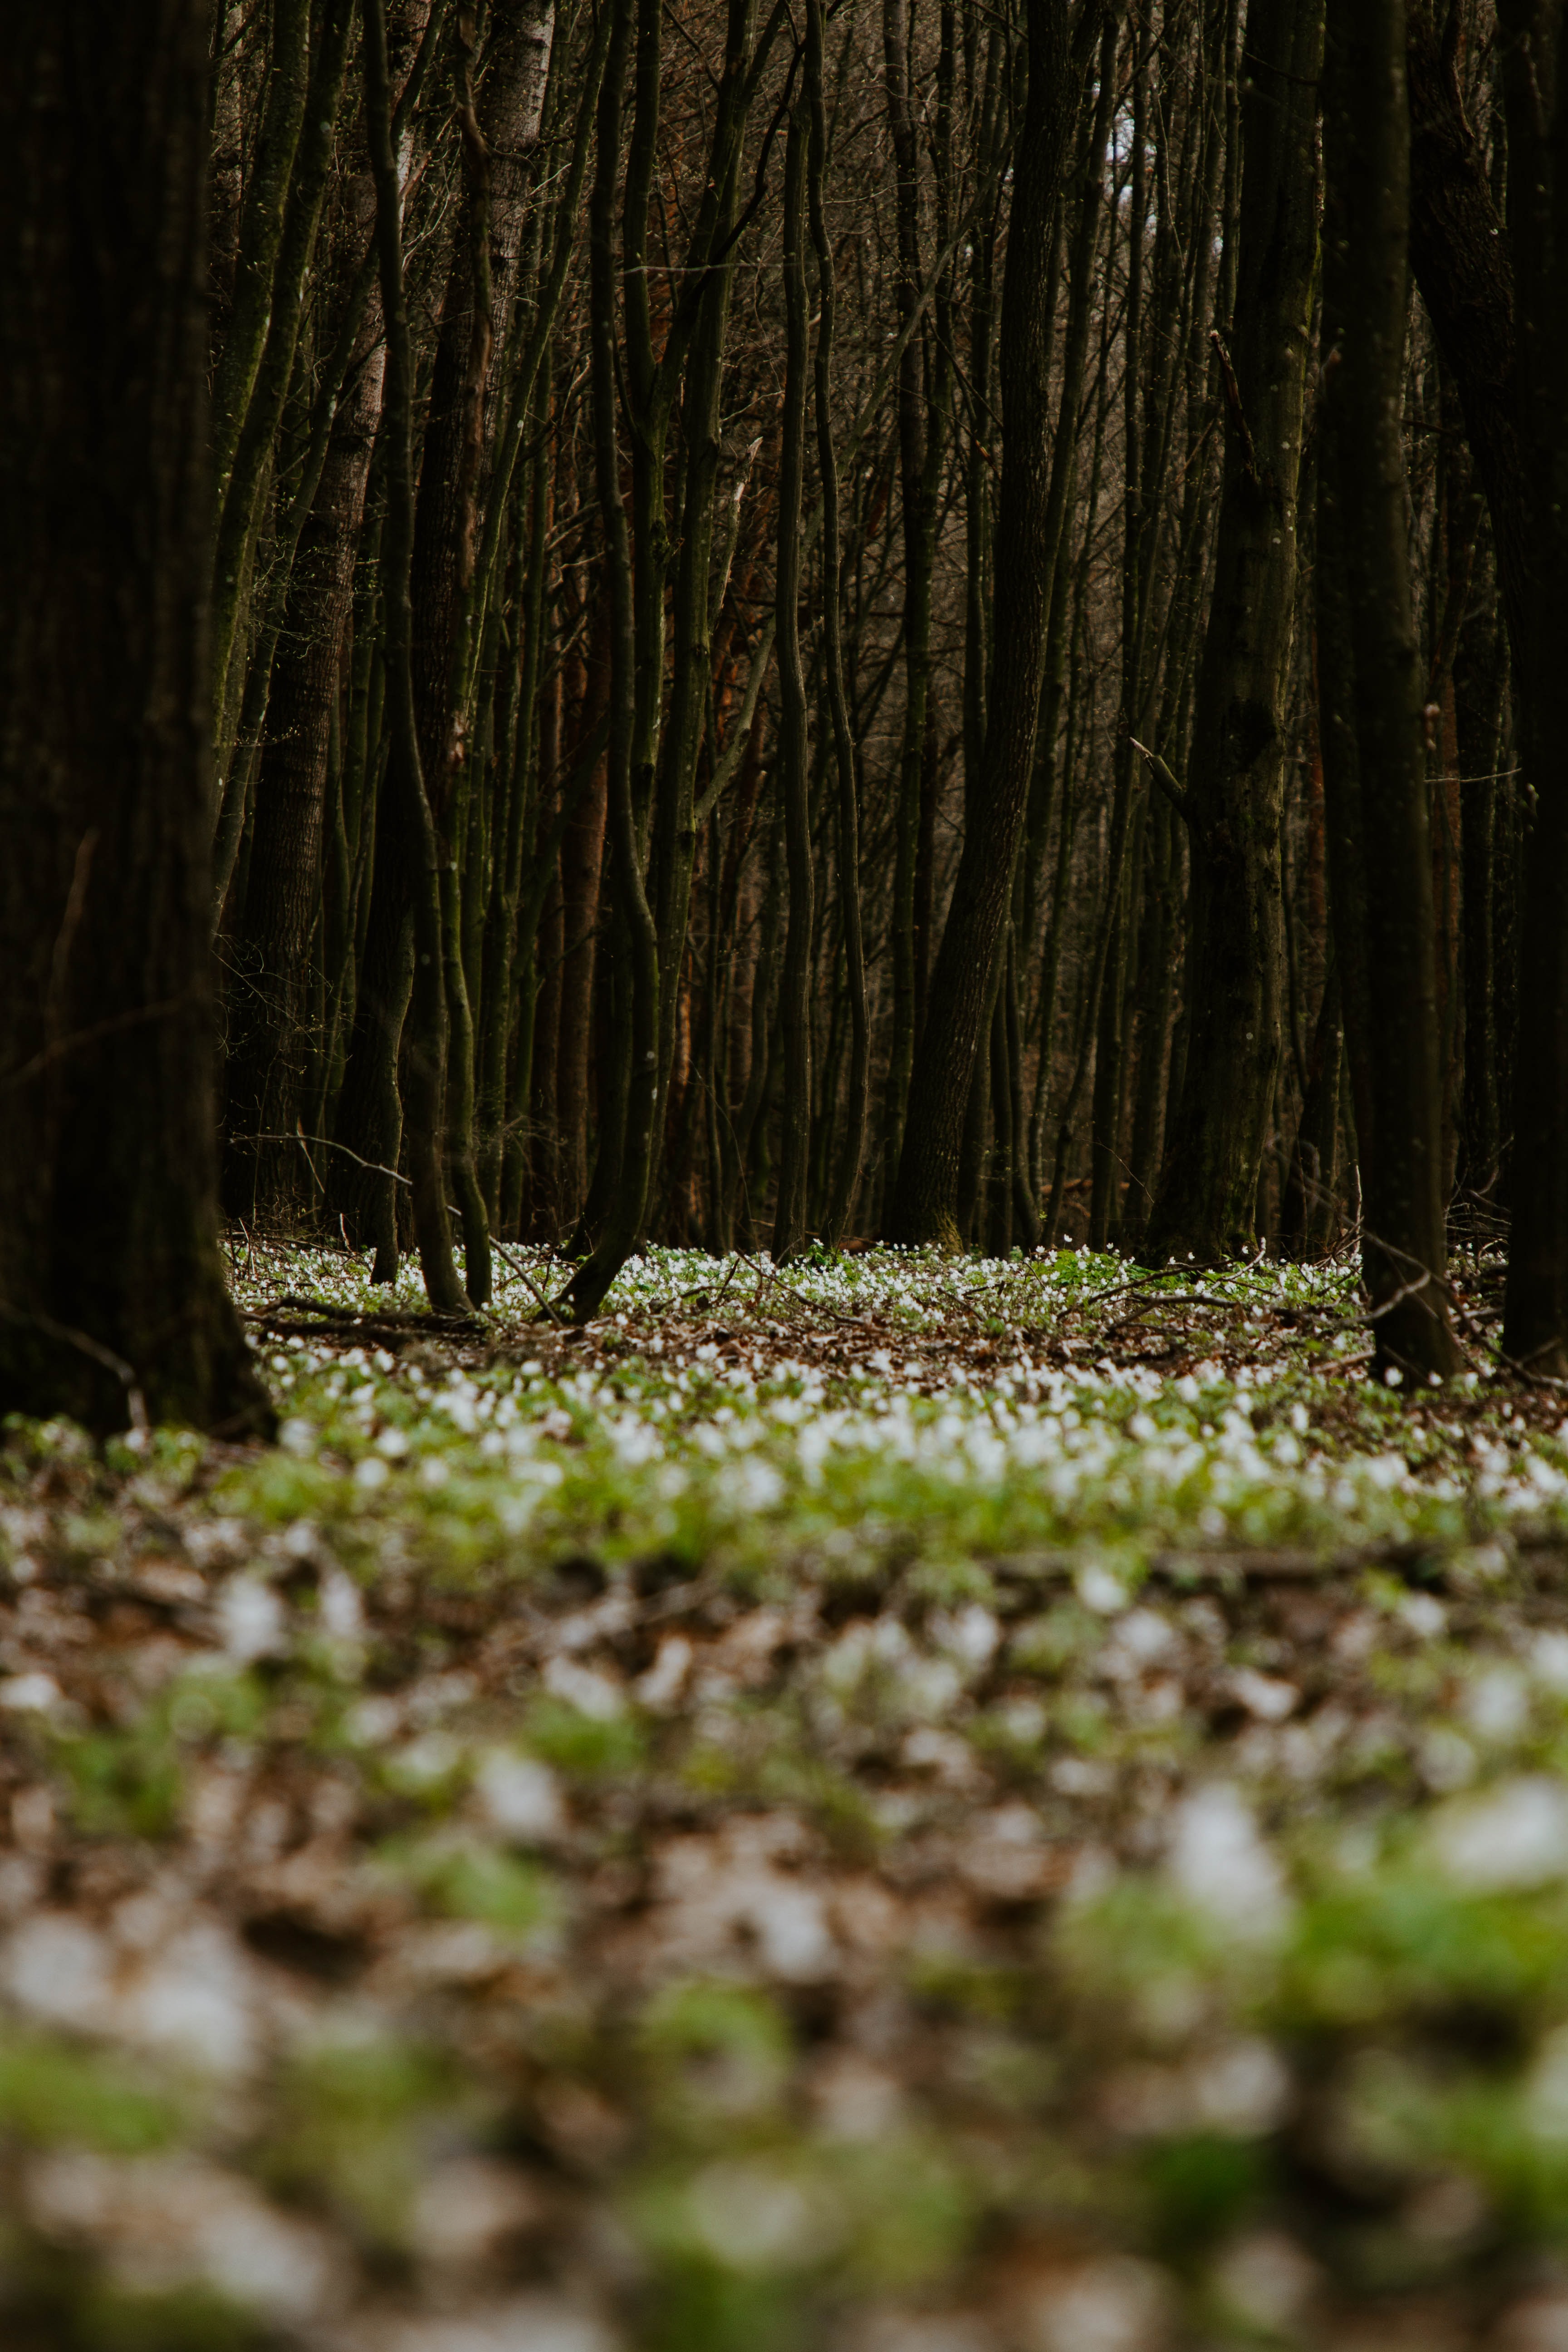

left=4, top=1243, right=1568, bottom=2346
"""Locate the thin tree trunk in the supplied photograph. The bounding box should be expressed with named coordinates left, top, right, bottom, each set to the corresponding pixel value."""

left=211, top=0, right=357, bottom=745
left=1280, top=957, right=1343, bottom=1258
left=1455, top=522, right=1505, bottom=1193
left=809, top=0, right=869, bottom=1249
left=222, top=237, right=388, bottom=1225
left=772, top=118, right=814, bottom=1263
left=879, top=0, right=936, bottom=1186
left=363, top=0, right=467, bottom=1313
left=563, top=0, right=661, bottom=1321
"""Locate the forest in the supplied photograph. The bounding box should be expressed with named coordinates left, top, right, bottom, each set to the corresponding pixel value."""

left=6, top=0, right=1563, bottom=1406
left=10, top=0, right=1568, bottom=2346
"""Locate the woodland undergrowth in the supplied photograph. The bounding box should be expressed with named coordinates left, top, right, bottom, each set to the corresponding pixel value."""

left=5, top=1244, right=1568, bottom=2347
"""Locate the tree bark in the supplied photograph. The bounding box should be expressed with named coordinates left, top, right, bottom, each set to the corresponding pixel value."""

left=362, top=0, right=468, bottom=1313
left=1402, top=1, right=1568, bottom=1365
left=563, top=0, right=662, bottom=1321
left=809, top=0, right=869, bottom=1250
left=1145, top=0, right=1323, bottom=1261
left=0, top=0, right=268, bottom=1433
left=1318, top=0, right=1460, bottom=1380
left=1494, top=0, right=1568, bottom=1372
left=885, top=0, right=1101, bottom=1248
left=222, top=215, right=388, bottom=1227
left=771, top=116, right=815, bottom=1262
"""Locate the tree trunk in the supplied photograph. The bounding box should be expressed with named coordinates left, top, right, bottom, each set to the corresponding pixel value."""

left=772, top=118, right=814, bottom=1263
left=1145, top=0, right=1323, bottom=1261
left=0, top=0, right=268, bottom=1433
left=879, top=0, right=938, bottom=1186
left=1454, top=521, right=1505, bottom=1195
left=885, top=0, right=1099, bottom=1247
left=222, top=239, right=387, bottom=1226
left=809, top=0, right=869, bottom=1249
left=563, top=0, right=662, bottom=1321
left=1280, top=958, right=1343, bottom=1259
left=1494, top=0, right=1568, bottom=1372
left=1318, top=0, right=1460, bottom=1381
left=362, top=0, right=467, bottom=1314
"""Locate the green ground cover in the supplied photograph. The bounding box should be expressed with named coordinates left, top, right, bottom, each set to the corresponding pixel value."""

left=3, top=1244, right=1568, bottom=2347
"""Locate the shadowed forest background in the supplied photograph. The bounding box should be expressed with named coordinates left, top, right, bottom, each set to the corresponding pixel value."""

left=186, top=0, right=1543, bottom=1362
left=3, top=0, right=1567, bottom=1411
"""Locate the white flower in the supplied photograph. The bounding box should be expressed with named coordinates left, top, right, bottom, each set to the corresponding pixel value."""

left=931, top=1602, right=1000, bottom=1671
left=1187, top=2038, right=1292, bottom=2135
left=1463, top=1668, right=1529, bottom=1744
left=686, top=2162, right=823, bottom=2269
left=474, top=1749, right=566, bottom=1844
left=1168, top=1784, right=1291, bottom=1939
left=1532, top=1632, right=1568, bottom=1694
left=0, top=1672, right=62, bottom=1713
left=542, top=1657, right=624, bottom=1720
left=216, top=1576, right=285, bottom=1662
left=318, top=1568, right=364, bottom=1642
left=1078, top=1564, right=1129, bottom=1616
left=1430, top=1776, right=1568, bottom=1891
left=1398, top=1591, right=1447, bottom=1638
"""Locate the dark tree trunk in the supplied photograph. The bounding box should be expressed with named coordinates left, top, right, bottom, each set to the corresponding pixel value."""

left=1404, top=1, right=1568, bottom=1366
left=808, top=0, right=869, bottom=1248
left=1145, top=0, right=1323, bottom=1261
left=1318, top=0, right=1461, bottom=1381
left=878, top=0, right=938, bottom=1186
left=886, top=0, right=1100, bottom=1247
left=361, top=0, right=467, bottom=1313
left=563, top=0, right=662, bottom=1321
left=222, top=302, right=387, bottom=1227
left=0, top=0, right=268, bottom=1434
left=1454, top=521, right=1505, bottom=1194
left=1495, top=0, right=1568, bottom=1373
left=772, top=118, right=814, bottom=1262
left=1279, top=958, right=1344, bottom=1259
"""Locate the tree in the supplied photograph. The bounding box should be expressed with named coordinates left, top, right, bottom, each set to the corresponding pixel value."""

left=1318, top=0, right=1461, bottom=1380
left=1403, top=2, right=1568, bottom=1370
left=0, top=0, right=270, bottom=1433
left=885, top=0, right=1105, bottom=1248
left=1144, top=0, right=1324, bottom=1263
left=1491, top=0, right=1568, bottom=1373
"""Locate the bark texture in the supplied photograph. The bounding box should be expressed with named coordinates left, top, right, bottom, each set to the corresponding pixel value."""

left=1318, top=0, right=1460, bottom=1380
left=0, top=0, right=267, bottom=1432
left=1145, top=0, right=1323, bottom=1261
left=885, top=0, right=1099, bottom=1247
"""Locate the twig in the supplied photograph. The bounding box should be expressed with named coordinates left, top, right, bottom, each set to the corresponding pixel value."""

left=491, top=1238, right=568, bottom=1326
left=1130, top=736, right=1196, bottom=828
left=1210, top=328, right=1258, bottom=484
left=230, top=1131, right=412, bottom=1186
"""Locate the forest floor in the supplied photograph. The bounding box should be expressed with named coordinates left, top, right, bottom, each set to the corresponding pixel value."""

left=6, top=1242, right=1568, bottom=2349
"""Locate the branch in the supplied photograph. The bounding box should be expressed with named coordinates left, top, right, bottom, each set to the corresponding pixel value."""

left=1210, top=329, right=1257, bottom=486
left=1130, top=737, right=1196, bottom=828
